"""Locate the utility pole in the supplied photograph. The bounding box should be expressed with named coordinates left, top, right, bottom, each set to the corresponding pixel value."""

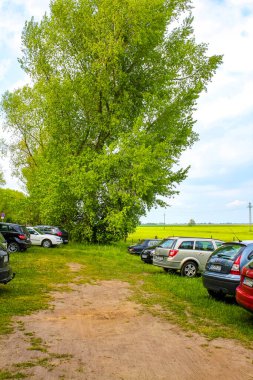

left=248, top=202, right=252, bottom=232
left=164, top=213, right=166, bottom=229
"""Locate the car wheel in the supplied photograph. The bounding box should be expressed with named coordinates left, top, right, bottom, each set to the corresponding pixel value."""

left=207, top=289, right=226, bottom=300
left=42, top=239, right=52, bottom=248
left=181, top=261, right=198, bottom=277
left=8, top=242, right=20, bottom=253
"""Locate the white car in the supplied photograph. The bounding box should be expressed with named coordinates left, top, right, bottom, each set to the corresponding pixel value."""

left=26, top=227, right=63, bottom=248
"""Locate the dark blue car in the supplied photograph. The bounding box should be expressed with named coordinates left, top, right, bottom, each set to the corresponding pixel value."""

left=0, top=232, right=15, bottom=285
left=128, top=239, right=162, bottom=255
left=202, top=241, right=253, bottom=300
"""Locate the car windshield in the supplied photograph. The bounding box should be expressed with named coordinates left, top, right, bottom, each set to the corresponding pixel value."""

left=211, top=244, right=244, bottom=260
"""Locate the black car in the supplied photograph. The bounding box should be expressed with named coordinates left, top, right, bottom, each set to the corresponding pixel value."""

left=0, top=222, right=31, bottom=253
left=34, top=225, right=69, bottom=244
left=202, top=241, right=253, bottom=300
left=0, top=232, right=15, bottom=284
left=140, top=239, right=167, bottom=264
left=128, top=239, right=162, bottom=255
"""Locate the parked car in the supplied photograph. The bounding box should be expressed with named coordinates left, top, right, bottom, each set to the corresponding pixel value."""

left=0, top=222, right=31, bottom=253
left=153, top=236, right=224, bottom=277
left=128, top=239, right=162, bottom=255
left=0, top=232, right=15, bottom=284
left=236, top=259, right=253, bottom=313
left=202, top=241, right=253, bottom=300
left=26, top=227, right=63, bottom=248
left=34, top=225, right=69, bottom=244
left=141, top=239, right=168, bottom=264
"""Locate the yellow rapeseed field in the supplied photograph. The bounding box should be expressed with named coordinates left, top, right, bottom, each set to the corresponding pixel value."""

left=127, top=224, right=253, bottom=244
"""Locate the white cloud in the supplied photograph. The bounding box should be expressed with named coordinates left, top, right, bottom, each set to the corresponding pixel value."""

left=226, top=200, right=247, bottom=208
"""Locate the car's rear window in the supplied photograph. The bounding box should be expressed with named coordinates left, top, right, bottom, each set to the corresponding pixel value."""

left=160, top=239, right=176, bottom=249
left=211, top=244, right=244, bottom=260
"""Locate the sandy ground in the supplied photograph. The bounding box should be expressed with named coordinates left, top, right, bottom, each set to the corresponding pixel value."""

left=0, top=265, right=253, bottom=379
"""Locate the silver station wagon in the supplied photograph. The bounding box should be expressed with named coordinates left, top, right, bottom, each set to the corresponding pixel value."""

left=153, top=236, right=224, bottom=277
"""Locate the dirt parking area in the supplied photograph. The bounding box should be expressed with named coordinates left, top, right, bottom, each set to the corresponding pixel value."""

left=0, top=274, right=253, bottom=379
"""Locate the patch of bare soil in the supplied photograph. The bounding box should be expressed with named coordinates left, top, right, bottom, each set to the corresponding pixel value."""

left=0, top=278, right=253, bottom=380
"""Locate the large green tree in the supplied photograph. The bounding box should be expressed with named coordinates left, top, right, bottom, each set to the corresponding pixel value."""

left=0, top=140, right=6, bottom=187
left=0, top=188, right=28, bottom=223
left=1, top=0, right=222, bottom=242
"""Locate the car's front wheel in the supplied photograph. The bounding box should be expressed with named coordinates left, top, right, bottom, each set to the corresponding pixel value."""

left=181, top=261, right=198, bottom=277
left=42, top=239, right=52, bottom=248
left=8, top=242, right=20, bottom=253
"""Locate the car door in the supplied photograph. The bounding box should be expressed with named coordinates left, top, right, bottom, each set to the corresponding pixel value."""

left=194, top=240, right=214, bottom=270
left=27, top=228, right=41, bottom=246
left=0, top=224, right=10, bottom=242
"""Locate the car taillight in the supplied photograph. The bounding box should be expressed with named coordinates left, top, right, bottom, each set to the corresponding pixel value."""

left=57, top=232, right=63, bottom=236
left=18, top=234, right=26, bottom=240
left=230, top=255, right=241, bottom=275
left=168, top=249, right=179, bottom=257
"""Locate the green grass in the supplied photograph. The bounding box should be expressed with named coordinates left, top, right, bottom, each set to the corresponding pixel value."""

left=0, top=226, right=253, bottom=350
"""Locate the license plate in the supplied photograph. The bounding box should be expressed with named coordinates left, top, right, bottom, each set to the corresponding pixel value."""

left=243, top=277, right=253, bottom=287
left=141, top=254, right=147, bottom=258
left=154, top=256, right=163, bottom=262
left=210, top=264, right=221, bottom=272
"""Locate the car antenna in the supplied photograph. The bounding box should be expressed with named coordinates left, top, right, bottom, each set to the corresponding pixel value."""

left=229, top=228, right=241, bottom=242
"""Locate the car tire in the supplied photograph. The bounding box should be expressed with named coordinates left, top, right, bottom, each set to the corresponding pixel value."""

left=207, top=289, right=226, bottom=300
left=8, top=242, right=20, bottom=253
left=180, top=261, right=198, bottom=277
left=42, top=239, right=52, bottom=248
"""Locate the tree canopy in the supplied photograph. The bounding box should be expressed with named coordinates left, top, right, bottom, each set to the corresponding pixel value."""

left=1, top=0, right=222, bottom=242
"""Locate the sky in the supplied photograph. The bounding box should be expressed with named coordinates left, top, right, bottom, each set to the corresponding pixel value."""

left=0, top=0, right=253, bottom=225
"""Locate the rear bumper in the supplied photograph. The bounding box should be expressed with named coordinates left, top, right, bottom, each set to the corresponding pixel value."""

left=236, top=286, right=253, bottom=313
left=153, top=257, right=180, bottom=270
left=140, top=254, right=153, bottom=264
left=15, top=238, right=32, bottom=249
left=0, top=269, right=15, bottom=284
left=202, top=271, right=240, bottom=296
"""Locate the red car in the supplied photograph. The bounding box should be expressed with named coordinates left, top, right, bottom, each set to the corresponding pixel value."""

left=236, top=260, right=253, bottom=313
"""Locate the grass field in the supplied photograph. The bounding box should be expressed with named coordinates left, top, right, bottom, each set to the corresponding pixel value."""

left=127, top=224, right=253, bottom=243
left=0, top=226, right=253, bottom=350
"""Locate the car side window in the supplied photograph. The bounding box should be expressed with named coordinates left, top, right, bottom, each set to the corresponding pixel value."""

left=178, top=241, right=194, bottom=250
left=195, top=241, right=214, bottom=251
left=9, top=226, right=17, bottom=232
left=246, top=248, right=253, bottom=260
left=248, top=251, right=253, bottom=259
left=148, top=240, right=158, bottom=247
left=0, top=224, right=8, bottom=232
